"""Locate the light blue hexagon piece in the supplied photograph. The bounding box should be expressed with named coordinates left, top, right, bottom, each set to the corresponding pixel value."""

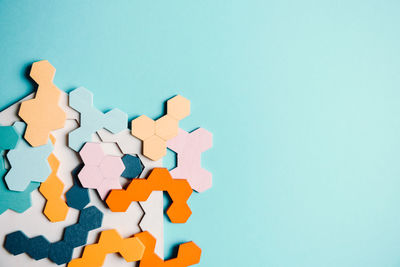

left=4, top=122, right=53, bottom=192
left=68, top=87, right=128, bottom=151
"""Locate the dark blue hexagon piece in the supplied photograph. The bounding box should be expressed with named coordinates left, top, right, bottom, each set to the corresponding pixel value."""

left=78, top=206, right=103, bottom=230
left=66, top=166, right=90, bottom=210
left=4, top=231, right=28, bottom=255
left=66, top=184, right=90, bottom=210
left=121, top=154, right=144, bottom=178
left=63, top=224, right=88, bottom=248
left=48, top=241, right=73, bottom=265
left=26, top=235, right=50, bottom=260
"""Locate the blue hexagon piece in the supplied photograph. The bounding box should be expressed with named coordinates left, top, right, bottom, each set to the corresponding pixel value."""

left=65, top=184, right=90, bottom=210
left=66, top=167, right=90, bottom=210
left=0, top=166, right=39, bottom=214
left=0, top=124, right=19, bottom=150
left=26, top=235, right=50, bottom=260
left=4, top=231, right=28, bottom=255
left=68, top=87, right=128, bottom=151
left=48, top=241, right=73, bottom=265
left=78, top=206, right=103, bottom=230
left=64, top=224, right=88, bottom=248
left=121, top=154, right=144, bottom=178
left=5, top=122, right=53, bottom=191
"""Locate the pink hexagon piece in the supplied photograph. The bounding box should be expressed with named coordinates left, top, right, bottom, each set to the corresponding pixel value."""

left=78, top=142, right=125, bottom=199
left=100, top=156, right=125, bottom=179
left=167, top=128, right=213, bottom=192
left=79, top=142, right=104, bottom=165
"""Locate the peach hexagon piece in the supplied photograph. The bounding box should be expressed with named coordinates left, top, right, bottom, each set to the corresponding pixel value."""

left=166, top=95, right=190, bottom=120
left=155, top=115, right=178, bottom=141
left=67, top=229, right=145, bottom=267
left=106, top=168, right=193, bottom=223
left=18, top=60, right=66, bottom=147
left=143, top=136, right=167, bottom=161
left=130, top=95, right=190, bottom=161
left=131, top=115, right=155, bottom=140
left=77, top=142, right=125, bottom=199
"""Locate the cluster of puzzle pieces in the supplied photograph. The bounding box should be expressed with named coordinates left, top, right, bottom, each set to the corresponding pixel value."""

left=0, top=60, right=213, bottom=266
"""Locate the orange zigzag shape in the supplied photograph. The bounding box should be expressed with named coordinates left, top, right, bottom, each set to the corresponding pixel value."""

left=19, top=60, right=66, bottom=147
left=135, top=231, right=201, bottom=267
left=67, top=229, right=145, bottom=267
left=39, top=136, right=69, bottom=222
left=106, top=168, right=193, bottom=223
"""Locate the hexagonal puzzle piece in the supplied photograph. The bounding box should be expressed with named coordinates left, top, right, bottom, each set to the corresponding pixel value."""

left=121, top=154, right=144, bottom=178
left=4, top=206, right=103, bottom=264
left=131, top=95, right=190, bottom=161
left=96, top=128, right=164, bottom=256
left=167, top=128, right=213, bottom=192
left=135, top=231, right=201, bottom=267
left=0, top=124, right=19, bottom=150
left=66, top=167, right=90, bottom=210
left=68, top=87, right=127, bottom=151
left=78, top=142, right=125, bottom=199
left=18, top=60, right=66, bottom=147
left=4, top=231, right=51, bottom=261
left=39, top=153, right=69, bottom=222
left=0, top=167, right=39, bottom=214
left=106, top=168, right=193, bottom=223
left=5, top=122, right=53, bottom=192
left=67, top=229, right=145, bottom=267
left=0, top=125, right=38, bottom=215
left=4, top=231, right=29, bottom=255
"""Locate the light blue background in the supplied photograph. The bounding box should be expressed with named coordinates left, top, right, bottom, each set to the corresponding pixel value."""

left=1, top=0, right=400, bottom=266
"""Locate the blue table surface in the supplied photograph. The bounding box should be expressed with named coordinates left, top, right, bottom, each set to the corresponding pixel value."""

left=1, top=1, right=400, bottom=266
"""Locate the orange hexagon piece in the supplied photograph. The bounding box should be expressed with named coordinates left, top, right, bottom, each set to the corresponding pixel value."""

left=19, top=60, right=66, bottom=147
left=39, top=152, right=69, bottom=222
left=67, top=229, right=145, bottom=267
left=106, top=168, right=193, bottom=223
left=135, top=231, right=201, bottom=267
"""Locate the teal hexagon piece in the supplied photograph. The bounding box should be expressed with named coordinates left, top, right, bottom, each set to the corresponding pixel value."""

left=0, top=124, right=20, bottom=150
left=0, top=161, right=40, bottom=214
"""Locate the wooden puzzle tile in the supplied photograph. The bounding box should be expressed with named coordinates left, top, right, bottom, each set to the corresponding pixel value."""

left=106, top=168, right=193, bottom=223
left=135, top=231, right=201, bottom=267
left=18, top=60, right=66, bottom=147
left=131, top=95, right=190, bottom=161
left=67, top=229, right=145, bottom=267
left=4, top=206, right=103, bottom=265
left=39, top=153, right=69, bottom=222
left=167, top=128, right=213, bottom=192
left=78, top=142, right=125, bottom=199
left=5, top=122, right=53, bottom=192
left=68, top=87, right=128, bottom=151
